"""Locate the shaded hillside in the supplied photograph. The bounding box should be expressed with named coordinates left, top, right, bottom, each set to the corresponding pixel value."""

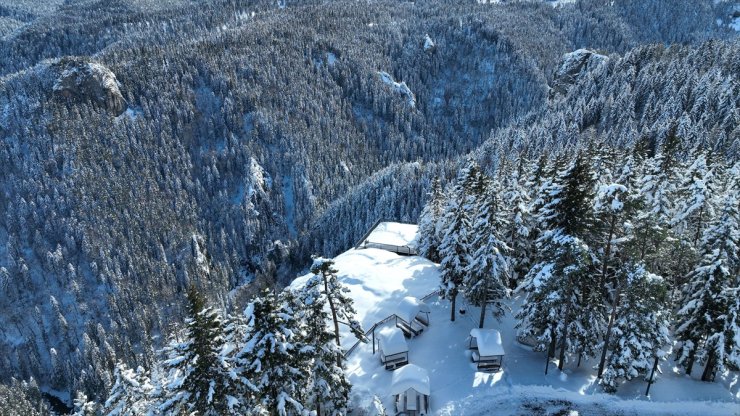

left=0, top=0, right=736, bottom=403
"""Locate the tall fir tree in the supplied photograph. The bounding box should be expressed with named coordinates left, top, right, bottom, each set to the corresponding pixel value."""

left=417, top=177, right=446, bottom=263
left=236, top=289, right=306, bottom=415
left=675, top=191, right=739, bottom=380
left=593, top=178, right=636, bottom=377
left=159, top=286, right=235, bottom=415
left=502, top=159, right=532, bottom=287
left=518, top=153, right=604, bottom=371
left=464, top=174, right=510, bottom=328
left=309, top=257, right=365, bottom=346
left=438, top=193, right=473, bottom=322
left=632, top=133, right=680, bottom=278
left=600, top=265, right=671, bottom=393
left=295, top=275, right=352, bottom=416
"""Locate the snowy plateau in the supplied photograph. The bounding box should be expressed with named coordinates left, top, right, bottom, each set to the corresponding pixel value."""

left=292, top=224, right=739, bottom=416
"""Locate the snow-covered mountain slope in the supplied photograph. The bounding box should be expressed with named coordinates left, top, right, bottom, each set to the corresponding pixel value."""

left=298, top=244, right=740, bottom=415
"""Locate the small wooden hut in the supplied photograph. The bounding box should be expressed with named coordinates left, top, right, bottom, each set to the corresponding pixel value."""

left=391, top=364, right=430, bottom=416
left=395, top=297, right=431, bottom=337
left=378, top=327, right=409, bottom=370
left=469, top=328, right=505, bottom=372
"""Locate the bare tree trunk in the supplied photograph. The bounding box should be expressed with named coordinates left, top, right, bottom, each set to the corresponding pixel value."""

left=685, top=349, right=696, bottom=376
left=598, top=284, right=622, bottom=378
left=599, top=215, right=617, bottom=290
left=701, top=351, right=715, bottom=382
left=324, top=273, right=341, bottom=346
left=559, top=307, right=571, bottom=371
left=450, top=292, right=457, bottom=322
left=478, top=301, right=487, bottom=328
left=545, top=326, right=557, bottom=375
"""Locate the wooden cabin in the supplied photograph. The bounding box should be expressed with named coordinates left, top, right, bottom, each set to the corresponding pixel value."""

left=395, top=297, right=431, bottom=338
left=378, top=327, right=409, bottom=370
left=391, top=364, right=430, bottom=416
left=468, top=328, right=505, bottom=372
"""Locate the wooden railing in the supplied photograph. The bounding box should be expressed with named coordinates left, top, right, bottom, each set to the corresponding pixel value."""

left=354, top=218, right=419, bottom=253
left=420, top=289, right=440, bottom=301
left=361, top=241, right=417, bottom=256
left=343, top=290, right=440, bottom=358
left=354, top=218, right=386, bottom=249
left=344, top=313, right=398, bottom=358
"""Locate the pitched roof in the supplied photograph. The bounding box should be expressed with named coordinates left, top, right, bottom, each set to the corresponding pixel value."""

left=391, top=364, right=430, bottom=395
left=378, top=326, right=408, bottom=356
left=470, top=328, right=505, bottom=357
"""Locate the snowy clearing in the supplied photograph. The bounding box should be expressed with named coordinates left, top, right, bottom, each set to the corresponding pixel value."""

left=298, top=245, right=740, bottom=415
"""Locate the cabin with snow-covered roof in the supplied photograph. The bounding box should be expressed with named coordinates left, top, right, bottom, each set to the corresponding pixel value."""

left=469, top=328, right=505, bottom=372
left=394, top=296, right=430, bottom=337
left=378, top=327, right=409, bottom=370
left=392, top=364, right=430, bottom=416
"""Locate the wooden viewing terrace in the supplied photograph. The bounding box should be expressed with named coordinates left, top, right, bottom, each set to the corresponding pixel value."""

left=354, top=218, right=418, bottom=256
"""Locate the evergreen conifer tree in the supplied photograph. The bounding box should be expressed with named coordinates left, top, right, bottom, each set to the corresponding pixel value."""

left=502, top=162, right=532, bottom=287
left=465, top=175, right=510, bottom=328
left=417, top=177, right=446, bottom=263
left=517, top=153, right=604, bottom=371
left=309, top=258, right=365, bottom=346
left=600, top=265, right=671, bottom=393
left=295, top=275, right=352, bottom=415
left=438, top=193, right=473, bottom=322
left=237, top=289, right=306, bottom=415
left=159, top=286, right=234, bottom=415
left=675, top=191, right=739, bottom=380
left=104, top=362, right=154, bottom=416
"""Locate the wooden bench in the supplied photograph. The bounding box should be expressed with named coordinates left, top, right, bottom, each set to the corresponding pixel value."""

left=415, top=315, right=429, bottom=326
left=382, top=352, right=409, bottom=370
left=385, top=356, right=408, bottom=370
left=396, top=320, right=423, bottom=337
left=471, top=351, right=502, bottom=372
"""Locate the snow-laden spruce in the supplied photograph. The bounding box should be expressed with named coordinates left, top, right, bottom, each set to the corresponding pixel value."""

left=600, top=265, right=671, bottom=393
left=416, top=177, right=445, bottom=263
left=464, top=170, right=510, bottom=328
left=158, top=286, right=235, bottom=416
left=104, top=363, right=154, bottom=416
left=294, top=274, right=352, bottom=416
left=675, top=189, right=740, bottom=381
left=236, top=289, right=306, bottom=415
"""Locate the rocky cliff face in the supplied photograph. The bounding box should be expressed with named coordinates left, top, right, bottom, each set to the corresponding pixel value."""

left=53, top=59, right=127, bottom=116
left=549, top=49, right=608, bottom=99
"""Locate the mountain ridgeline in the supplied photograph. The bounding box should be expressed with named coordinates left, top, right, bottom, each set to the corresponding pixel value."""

left=0, top=0, right=737, bottom=407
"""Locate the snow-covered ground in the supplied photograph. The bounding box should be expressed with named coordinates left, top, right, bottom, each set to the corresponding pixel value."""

left=363, top=222, right=420, bottom=249
left=294, top=241, right=740, bottom=415
left=291, top=247, right=436, bottom=350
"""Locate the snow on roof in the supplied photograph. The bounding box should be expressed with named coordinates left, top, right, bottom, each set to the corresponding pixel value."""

left=391, top=364, right=430, bottom=396
left=365, top=221, right=419, bottom=248
left=396, top=296, right=430, bottom=324
left=470, top=328, right=505, bottom=357
left=378, top=327, right=408, bottom=356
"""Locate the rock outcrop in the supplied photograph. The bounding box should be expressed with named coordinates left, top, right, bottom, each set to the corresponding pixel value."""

left=53, top=59, right=127, bottom=116
left=550, top=49, right=608, bottom=99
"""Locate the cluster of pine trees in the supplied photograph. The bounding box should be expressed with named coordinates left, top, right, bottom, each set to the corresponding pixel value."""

left=417, top=133, right=739, bottom=392
left=1, top=0, right=737, bottom=404
left=90, top=258, right=362, bottom=415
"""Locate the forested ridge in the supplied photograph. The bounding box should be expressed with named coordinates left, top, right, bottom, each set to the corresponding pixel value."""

left=0, top=0, right=737, bottom=411
left=417, top=138, right=739, bottom=395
